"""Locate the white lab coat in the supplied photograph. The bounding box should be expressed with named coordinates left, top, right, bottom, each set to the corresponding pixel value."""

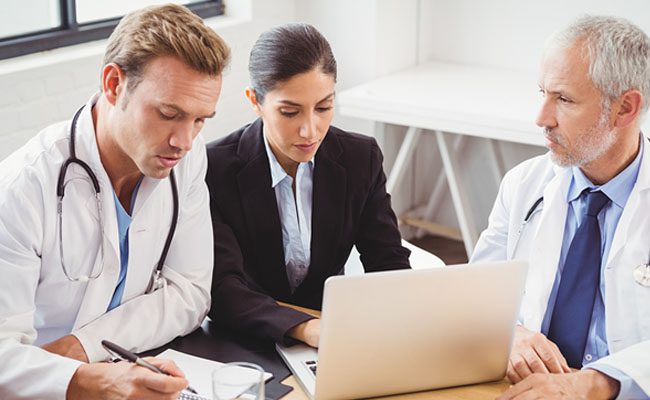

left=471, top=148, right=650, bottom=395
left=0, top=94, right=214, bottom=399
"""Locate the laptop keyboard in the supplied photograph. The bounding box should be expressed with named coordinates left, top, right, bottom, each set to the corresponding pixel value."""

left=304, top=359, right=318, bottom=376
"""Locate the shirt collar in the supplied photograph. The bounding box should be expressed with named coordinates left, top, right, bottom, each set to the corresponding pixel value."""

left=567, top=133, right=644, bottom=208
left=262, top=132, right=314, bottom=188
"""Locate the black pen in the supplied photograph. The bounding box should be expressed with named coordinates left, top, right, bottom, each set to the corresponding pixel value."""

left=101, top=340, right=198, bottom=394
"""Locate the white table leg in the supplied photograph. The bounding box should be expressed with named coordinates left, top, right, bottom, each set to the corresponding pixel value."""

left=416, top=135, right=465, bottom=238
left=385, top=126, right=422, bottom=194
left=488, top=139, right=506, bottom=183
left=373, top=121, right=386, bottom=149
left=435, top=130, right=478, bottom=257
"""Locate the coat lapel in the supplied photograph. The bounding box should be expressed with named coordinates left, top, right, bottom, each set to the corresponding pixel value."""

left=72, top=98, right=121, bottom=328
left=295, top=131, right=346, bottom=295
left=122, top=177, right=169, bottom=299
left=606, top=138, right=650, bottom=266
left=522, top=165, right=572, bottom=330
left=236, top=120, right=291, bottom=298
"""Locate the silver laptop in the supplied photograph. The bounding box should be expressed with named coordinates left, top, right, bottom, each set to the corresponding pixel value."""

left=277, top=260, right=527, bottom=400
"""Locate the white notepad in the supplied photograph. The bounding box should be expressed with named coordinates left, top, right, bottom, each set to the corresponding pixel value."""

left=156, top=349, right=273, bottom=400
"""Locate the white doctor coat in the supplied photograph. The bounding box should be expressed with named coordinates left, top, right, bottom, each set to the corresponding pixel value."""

left=0, top=95, right=214, bottom=399
left=472, top=148, right=650, bottom=395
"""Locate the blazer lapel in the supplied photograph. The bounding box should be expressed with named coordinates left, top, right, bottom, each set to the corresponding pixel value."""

left=236, top=120, right=291, bottom=298
left=296, top=131, right=346, bottom=294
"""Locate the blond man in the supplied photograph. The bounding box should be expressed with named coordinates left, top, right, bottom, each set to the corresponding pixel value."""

left=0, top=4, right=229, bottom=399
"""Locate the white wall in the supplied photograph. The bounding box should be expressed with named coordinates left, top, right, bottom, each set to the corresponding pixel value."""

left=295, top=0, right=419, bottom=130
left=296, top=0, right=650, bottom=239
left=0, top=0, right=296, bottom=161
left=404, top=0, right=650, bottom=236
left=0, top=0, right=423, bottom=207
left=2, top=0, right=649, bottom=241
left=295, top=0, right=421, bottom=215
left=419, top=0, right=650, bottom=72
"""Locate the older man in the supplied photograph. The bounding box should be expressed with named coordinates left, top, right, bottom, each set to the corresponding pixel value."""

left=0, top=5, right=229, bottom=399
left=472, top=16, right=650, bottom=399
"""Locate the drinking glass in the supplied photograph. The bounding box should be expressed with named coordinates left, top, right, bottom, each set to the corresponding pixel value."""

left=212, top=362, right=265, bottom=400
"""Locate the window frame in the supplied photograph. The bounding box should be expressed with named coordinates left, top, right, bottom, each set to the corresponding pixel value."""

left=0, top=0, right=224, bottom=60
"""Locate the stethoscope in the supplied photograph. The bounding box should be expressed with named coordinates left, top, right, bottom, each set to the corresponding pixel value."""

left=510, top=195, right=544, bottom=258
left=57, top=105, right=179, bottom=293
left=516, top=194, right=650, bottom=287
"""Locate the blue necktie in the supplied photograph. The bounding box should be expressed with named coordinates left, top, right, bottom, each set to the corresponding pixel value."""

left=547, top=189, right=609, bottom=368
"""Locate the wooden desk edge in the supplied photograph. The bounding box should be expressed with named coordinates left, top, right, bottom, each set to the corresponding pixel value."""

left=278, top=301, right=321, bottom=318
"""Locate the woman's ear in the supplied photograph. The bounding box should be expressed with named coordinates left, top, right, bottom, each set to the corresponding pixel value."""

left=245, top=87, right=263, bottom=116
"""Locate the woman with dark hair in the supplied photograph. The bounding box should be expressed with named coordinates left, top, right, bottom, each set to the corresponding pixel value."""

left=206, top=23, right=410, bottom=347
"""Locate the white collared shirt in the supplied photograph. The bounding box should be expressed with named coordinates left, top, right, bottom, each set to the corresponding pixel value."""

left=263, top=134, right=314, bottom=291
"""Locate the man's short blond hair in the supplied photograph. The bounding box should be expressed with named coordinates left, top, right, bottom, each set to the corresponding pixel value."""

left=103, top=3, right=230, bottom=90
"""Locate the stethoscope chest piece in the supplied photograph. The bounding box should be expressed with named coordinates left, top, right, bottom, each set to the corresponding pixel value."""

left=633, top=263, right=650, bottom=287
left=146, top=269, right=166, bottom=293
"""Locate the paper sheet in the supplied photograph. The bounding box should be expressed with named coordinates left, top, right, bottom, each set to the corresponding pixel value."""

left=157, top=349, right=273, bottom=398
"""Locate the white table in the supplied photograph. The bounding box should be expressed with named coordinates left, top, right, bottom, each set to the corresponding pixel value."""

left=344, top=239, right=445, bottom=276
left=338, top=62, right=545, bottom=256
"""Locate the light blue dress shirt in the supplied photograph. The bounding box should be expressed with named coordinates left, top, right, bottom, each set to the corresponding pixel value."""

left=263, top=134, right=314, bottom=291
left=540, top=135, right=647, bottom=399
left=107, top=179, right=142, bottom=311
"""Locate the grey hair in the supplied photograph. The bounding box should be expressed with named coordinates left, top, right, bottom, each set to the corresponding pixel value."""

left=549, top=15, right=650, bottom=116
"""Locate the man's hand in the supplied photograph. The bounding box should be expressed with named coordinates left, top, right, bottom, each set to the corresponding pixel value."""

left=42, top=335, right=89, bottom=363
left=287, top=319, right=320, bottom=348
left=508, top=325, right=571, bottom=383
left=496, top=369, right=620, bottom=400
left=67, top=357, right=188, bottom=400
